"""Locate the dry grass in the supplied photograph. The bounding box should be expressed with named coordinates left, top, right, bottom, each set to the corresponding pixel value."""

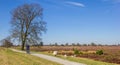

left=0, top=47, right=61, bottom=65
left=28, top=46, right=120, bottom=64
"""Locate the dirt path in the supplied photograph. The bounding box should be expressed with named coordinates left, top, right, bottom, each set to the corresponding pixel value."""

left=10, top=49, right=86, bottom=65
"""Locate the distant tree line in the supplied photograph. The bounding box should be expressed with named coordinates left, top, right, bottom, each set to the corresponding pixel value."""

left=0, top=37, right=44, bottom=47
left=46, top=42, right=120, bottom=46
left=32, top=42, right=44, bottom=47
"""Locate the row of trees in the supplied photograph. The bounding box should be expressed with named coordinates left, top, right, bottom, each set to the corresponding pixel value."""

left=0, top=37, right=44, bottom=47
left=48, top=42, right=120, bottom=46
left=49, top=43, right=98, bottom=46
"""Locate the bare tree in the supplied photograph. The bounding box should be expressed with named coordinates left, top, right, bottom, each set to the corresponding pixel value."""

left=1, top=36, right=13, bottom=48
left=10, top=3, right=46, bottom=50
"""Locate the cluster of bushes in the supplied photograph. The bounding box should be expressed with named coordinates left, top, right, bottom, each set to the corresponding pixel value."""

left=0, top=39, right=13, bottom=48
left=73, top=48, right=104, bottom=55
left=96, top=50, right=103, bottom=55
left=73, top=48, right=83, bottom=55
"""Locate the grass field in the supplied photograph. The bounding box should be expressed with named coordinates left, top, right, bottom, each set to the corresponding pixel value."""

left=0, top=47, right=61, bottom=65
left=13, top=46, right=120, bottom=65
left=36, top=51, right=118, bottom=65
left=59, top=56, right=118, bottom=65
left=29, top=46, right=120, bottom=64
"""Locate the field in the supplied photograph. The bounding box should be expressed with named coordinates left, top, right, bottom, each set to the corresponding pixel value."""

left=0, top=47, right=61, bottom=65
left=29, top=46, right=120, bottom=64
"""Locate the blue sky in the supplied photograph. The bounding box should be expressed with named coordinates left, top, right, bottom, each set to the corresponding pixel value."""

left=0, top=0, right=120, bottom=45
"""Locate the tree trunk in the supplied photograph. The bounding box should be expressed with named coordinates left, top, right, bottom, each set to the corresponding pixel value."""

left=21, top=41, right=25, bottom=50
left=21, top=34, right=27, bottom=50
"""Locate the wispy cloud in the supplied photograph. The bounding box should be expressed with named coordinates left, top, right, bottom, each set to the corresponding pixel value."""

left=65, top=1, right=85, bottom=7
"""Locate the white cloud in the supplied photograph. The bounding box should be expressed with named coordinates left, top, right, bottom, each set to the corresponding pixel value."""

left=65, top=1, right=85, bottom=7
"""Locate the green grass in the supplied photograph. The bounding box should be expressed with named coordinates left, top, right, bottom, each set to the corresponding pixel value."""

left=60, top=56, right=118, bottom=65
left=37, top=52, right=118, bottom=65
left=0, top=48, right=61, bottom=65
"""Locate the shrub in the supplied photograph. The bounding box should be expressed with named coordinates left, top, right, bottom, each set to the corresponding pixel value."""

left=74, top=49, right=79, bottom=54
left=96, top=50, right=103, bottom=55
left=73, top=48, right=82, bottom=55
left=79, top=51, right=83, bottom=54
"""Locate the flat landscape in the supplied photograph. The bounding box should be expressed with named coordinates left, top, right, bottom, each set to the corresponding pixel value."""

left=0, top=0, right=120, bottom=65
left=29, top=45, right=120, bottom=64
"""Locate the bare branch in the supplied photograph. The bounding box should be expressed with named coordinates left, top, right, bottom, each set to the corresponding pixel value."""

left=10, top=3, right=46, bottom=50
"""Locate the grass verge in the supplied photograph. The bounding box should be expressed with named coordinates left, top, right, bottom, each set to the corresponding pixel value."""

left=0, top=48, right=61, bottom=65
